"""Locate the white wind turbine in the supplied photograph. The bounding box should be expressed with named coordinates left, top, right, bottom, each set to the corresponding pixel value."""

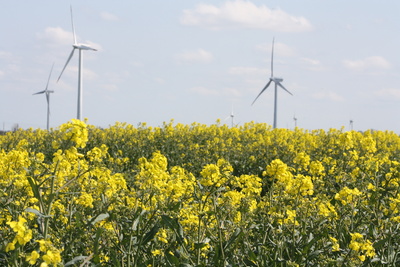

left=33, top=63, right=54, bottom=131
left=225, top=104, right=235, bottom=127
left=57, top=6, right=97, bottom=121
left=252, top=38, right=293, bottom=128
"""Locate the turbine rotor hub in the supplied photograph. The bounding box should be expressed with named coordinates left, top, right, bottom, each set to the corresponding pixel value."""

left=271, top=77, right=283, bottom=83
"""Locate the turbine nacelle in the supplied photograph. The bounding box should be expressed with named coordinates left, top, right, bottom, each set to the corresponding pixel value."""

left=271, top=77, right=283, bottom=83
left=33, top=90, right=54, bottom=95
left=73, top=43, right=97, bottom=51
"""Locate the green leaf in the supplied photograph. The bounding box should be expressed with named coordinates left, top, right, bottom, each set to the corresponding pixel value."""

left=142, top=223, right=160, bottom=245
left=370, top=257, right=382, bottom=263
left=224, top=227, right=242, bottom=250
left=132, top=210, right=147, bottom=231
left=243, top=258, right=258, bottom=267
left=64, top=256, right=89, bottom=266
left=91, top=213, right=109, bottom=225
left=26, top=177, right=41, bottom=201
left=373, top=237, right=389, bottom=250
left=94, top=227, right=104, bottom=256
left=25, top=208, right=52, bottom=218
left=132, top=216, right=140, bottom=231
left=302, top=232, right=317, bottom=255
left=165, top=251, right=180, bottom=265
left=161, top=215, right=185, bottom=244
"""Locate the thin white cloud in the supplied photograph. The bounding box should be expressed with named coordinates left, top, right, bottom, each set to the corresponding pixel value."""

left=312, top=91, right=345, bottom=102
left=256, top=42, right=295, bottom=57
left=37, top=27, right=102, bottom=50
left=154, top=77, right=166, bottom=84
left=5, top=64, right=20, bottom=73
left=0, top=51, right=12, bottom=59
left=180, top=0, right=313, bottom=32
left=229, top=67, right=267, bottom=75
left=100, top=12, right=119, bottom=21
left=190, top=86, right=219, bottom=96
left=129, top=61, right=144, bottom=67
left=301, top=58, right=320, bottom=66
left=176, top=49, right=213, bottom=63
left=59, top=65, right=98, bottom=81
left=222, top=87, right=242, bottom=97
left=374, top=88, right=400, bottom=100
left=0, top=51, right=17, bottom=77
left=190, top=86, right=241, bottom=97
left=36, top=27, right=72, bottom=45
left=301, top=57, right=324, bottom=71
left=82, top=68, right=98, bottom=81
left=343, top=56, right=391, bottom=71
left=102, top=84, right=119, bottom=92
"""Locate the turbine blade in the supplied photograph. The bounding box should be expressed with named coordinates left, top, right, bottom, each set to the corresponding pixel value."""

left=271, top=37, right=275, bottom=77
left=33, top=90, right=46, bottom=95
left=70, top=5, right=77, bottom=44
left=45, top=63, right=54, bottom=91
left=251, top=80, right=272, bottom=105
left=57, top=48, right=75, bottom=82
left=277, top=82, right=293, bottom=96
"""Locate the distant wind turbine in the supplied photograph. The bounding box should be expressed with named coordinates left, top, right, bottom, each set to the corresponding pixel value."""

left=57, top=6, right=97, bottom=121
left=225, top=104, right=236, bottom=127
left=293, top=115, right=298, bottom=128
left=252, top=38, right=293, bottom=128
left=33, top=63, right=54, bottom=131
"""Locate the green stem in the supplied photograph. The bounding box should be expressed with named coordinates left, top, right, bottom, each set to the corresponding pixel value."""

left=212, top=195, right=226, bottom=264
left=196, top=206, right=202, bottom=265
left=43, top=173, right=56, bottom=239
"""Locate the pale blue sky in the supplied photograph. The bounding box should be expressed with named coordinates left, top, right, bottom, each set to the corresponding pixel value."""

left=1, top=1, right=400, bottom=132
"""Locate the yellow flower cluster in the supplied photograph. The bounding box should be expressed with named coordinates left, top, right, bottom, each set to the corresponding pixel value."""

left=349, top=232, right=376, bottom=261
left=135, top=151, right=196, bottom=210
left=334, top=186, right=362, bottom=205
left=5, top=216, right=32, bottom=252
left=58, top=118, right=88, bottom=148
left=36, top=239, right=62, bottom=266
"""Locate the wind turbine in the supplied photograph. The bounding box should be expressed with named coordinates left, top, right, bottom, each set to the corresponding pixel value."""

left=225, top=104, right=235, bottom=127
left=33, top=63, right=54, bottom=131
left=252, top=38, right=293, bottom=128
left=57, top=6, right=97, bottom=121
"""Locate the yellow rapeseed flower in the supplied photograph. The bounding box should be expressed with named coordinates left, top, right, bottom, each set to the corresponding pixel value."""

left=6, top=216, right=32, bottom=249
left=26, top=250, right=40, bottom=265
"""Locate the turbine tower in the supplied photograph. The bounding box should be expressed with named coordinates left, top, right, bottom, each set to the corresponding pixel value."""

left=57, top=6, right=97, bottom=121
left=33, top=63, right=55, bottom=131
left=227, top=104, right=235, bottom=127
left=252, top=38, right=293, bottom=128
